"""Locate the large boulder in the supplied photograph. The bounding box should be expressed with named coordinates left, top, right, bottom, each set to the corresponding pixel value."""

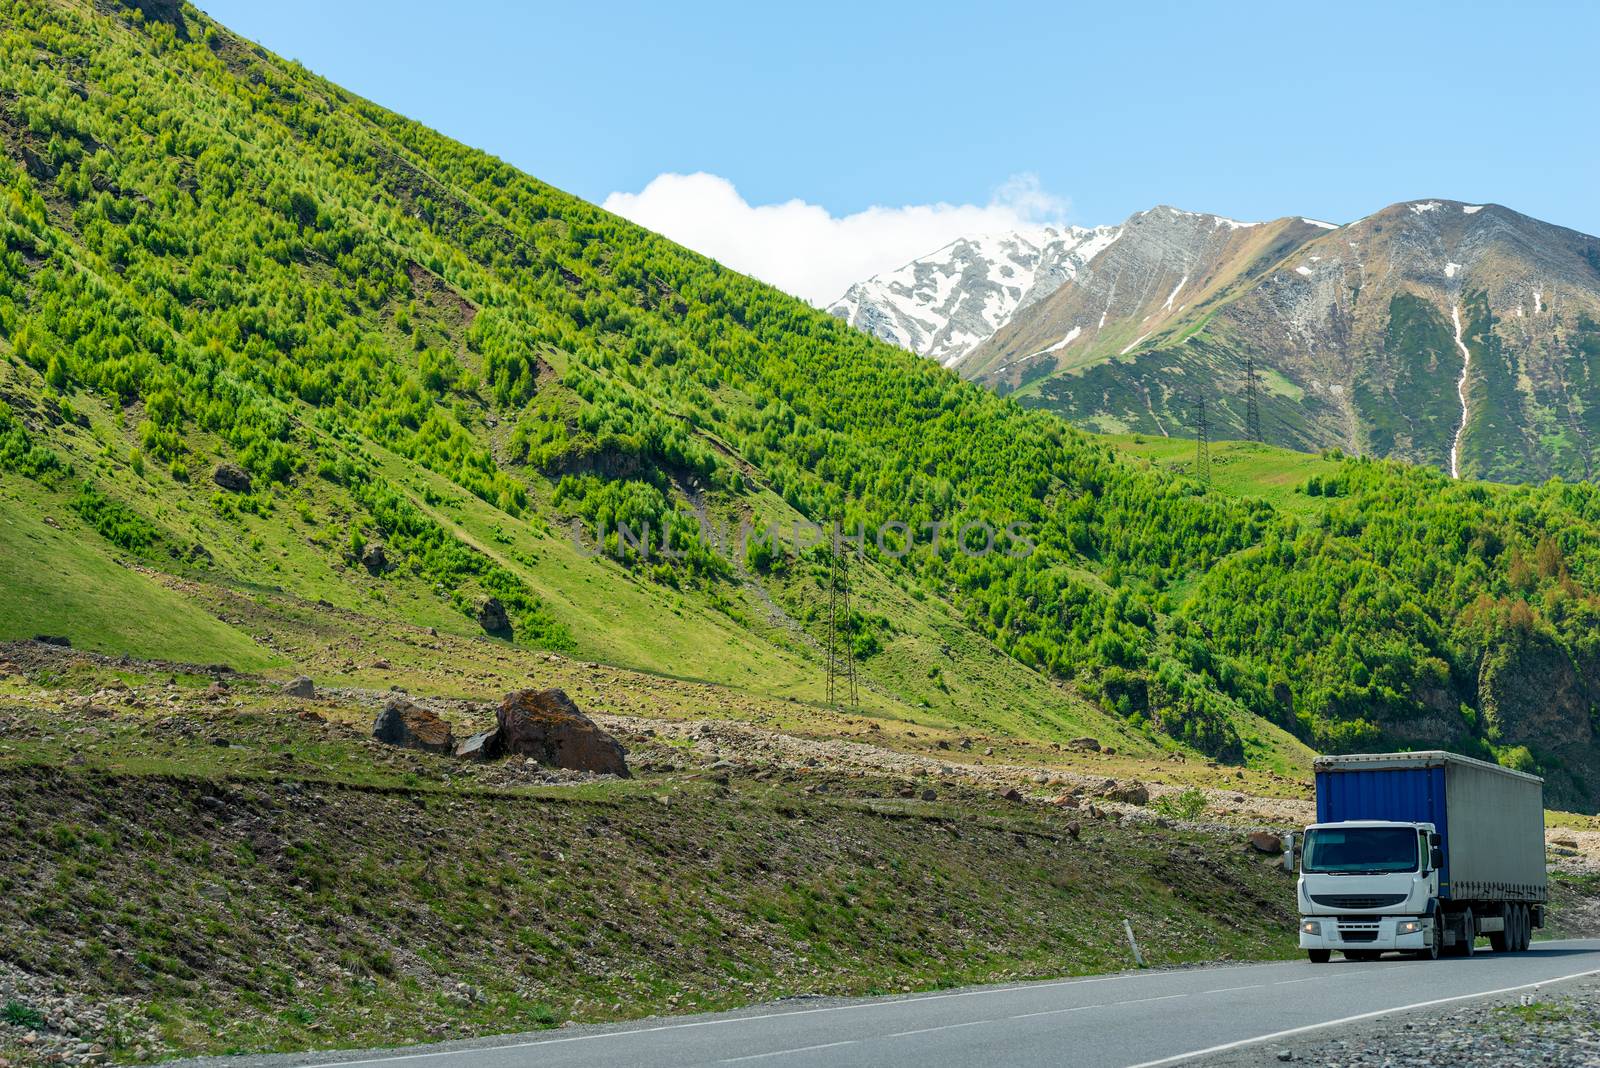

left=284, top=675, right=316, bottom=699
left=372, top=696, right=455, bottom=754
left=212, top=462, right=252, bottom=493
left=476, top=596, right=510, bottom=634
left=361, top=542, right=389, bottom=573
left=493, top=688, right=628, bottom=776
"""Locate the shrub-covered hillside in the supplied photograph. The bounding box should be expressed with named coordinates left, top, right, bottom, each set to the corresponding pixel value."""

left=3, top=1, right=1600, bottom=803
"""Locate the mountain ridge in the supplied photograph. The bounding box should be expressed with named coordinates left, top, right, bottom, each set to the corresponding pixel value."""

left=832, top=198, right=1600, bottom=483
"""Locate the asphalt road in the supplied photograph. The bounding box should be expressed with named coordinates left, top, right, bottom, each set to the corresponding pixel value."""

left=176, top=940, right=1600, bottom=1068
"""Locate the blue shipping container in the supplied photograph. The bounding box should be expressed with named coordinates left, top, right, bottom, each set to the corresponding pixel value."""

left=1315, top=764, right=1452, bottom=896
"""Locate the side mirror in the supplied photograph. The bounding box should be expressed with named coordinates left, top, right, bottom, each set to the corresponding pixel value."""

left=1282, top=832, right=1297, bottom=873
left=1430, top=845, right=1444, bottom=871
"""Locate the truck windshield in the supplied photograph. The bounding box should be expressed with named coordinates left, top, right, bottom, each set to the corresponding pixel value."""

left=1302, top=827, right=1419, bottom=874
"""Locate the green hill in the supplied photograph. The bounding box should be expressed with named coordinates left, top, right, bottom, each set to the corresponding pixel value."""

left=3, top=0, right=1600, bottom=804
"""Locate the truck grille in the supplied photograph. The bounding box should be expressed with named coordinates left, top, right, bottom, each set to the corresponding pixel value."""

left=1311, top=894, right=1406, bottom=910
left=1337, top=927, right=1380, bottom=943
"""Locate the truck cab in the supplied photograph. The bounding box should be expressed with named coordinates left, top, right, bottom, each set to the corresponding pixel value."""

left=1295, top=819, right=1442, bottom=960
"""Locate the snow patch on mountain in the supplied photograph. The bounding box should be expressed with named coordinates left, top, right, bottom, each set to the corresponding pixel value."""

left=827, top=224, right=1120, bottom=367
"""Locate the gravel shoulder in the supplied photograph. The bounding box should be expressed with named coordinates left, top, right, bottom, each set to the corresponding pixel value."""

left=1191, top=972, right=1600, bottom=1067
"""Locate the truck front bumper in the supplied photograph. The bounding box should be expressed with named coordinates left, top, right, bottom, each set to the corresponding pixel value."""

left=1299, top=916, right=1431, bottom=952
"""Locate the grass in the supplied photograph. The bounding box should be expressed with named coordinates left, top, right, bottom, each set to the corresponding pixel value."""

left=0, top=473, right=277, bottom=669
left=1105, top=434, right=1343, bottom=515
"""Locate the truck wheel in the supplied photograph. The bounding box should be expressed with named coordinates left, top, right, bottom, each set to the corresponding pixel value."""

left=1307, top=949, right=1331, bottom=964
left=1489, top=908, right=1511, bottom=953
left=1418, top=926, right=1440, bottom=960
left=1460, top=909, right=1477, bottom=957
left=1515, top=905, right=1530, bottom=951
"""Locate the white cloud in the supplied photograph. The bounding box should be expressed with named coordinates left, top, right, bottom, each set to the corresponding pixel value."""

left=601, top=173, right=1068, bottom=306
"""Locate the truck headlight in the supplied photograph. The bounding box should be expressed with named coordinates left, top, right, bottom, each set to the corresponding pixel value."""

left=1301, top=920, right=1321, bottom=935
left=1396, top=921, right=1421, bottom=935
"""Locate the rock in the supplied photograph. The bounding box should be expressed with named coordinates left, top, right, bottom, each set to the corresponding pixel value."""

left=1065, top=821, right=1081, bottom=840
left=1051, top=793, right=1079, bottom=808
left=982, top=746, right=994, bottom=756
left=211, top=462, right=252, bottom=493
left=361, top=542, right=389, bottom=573
left=1249, top=830, right=1284, bottom=855
left=1102, top=780, right=1150, bottom=805
left=918, top=788, right=938, bottom=802
left=492, top=689, right=628, bottom=776
left=203, top=681, right=229, bottom=701
left=1552, top=835, right=1579, bottom=848
left=33, top=635, right=71, bottom=647
left=1070, top=736, right=1103, bottom=752
left=1275, top=1050, right=1293, bottom=1062
left=476, top=596, right=510, bottom=634
left=372, top=697, right=456, bottom=754
left=454, top=730, right=499, bottom=761
left=1000, top=787, right=1023, bottom=802
left=283, top=675, right=316, bottom=699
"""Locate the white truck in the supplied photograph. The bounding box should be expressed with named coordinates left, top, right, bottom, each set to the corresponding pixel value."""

left=1287, top=751, right=1547, bottom=961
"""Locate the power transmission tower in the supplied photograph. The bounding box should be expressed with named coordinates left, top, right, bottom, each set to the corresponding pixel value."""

left=1244, top=355, right=1263, bottom=443
left=822, top=528, right=858, bottom=710
left=1193, top=395, right=1211, bottom=485
left=839, top=544, right=858, bottom=708
left=825, top=546, right=838, bottom=706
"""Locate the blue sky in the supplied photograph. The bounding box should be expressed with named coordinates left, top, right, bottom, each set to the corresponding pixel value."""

left=196, top=0, right=1600, bottom=302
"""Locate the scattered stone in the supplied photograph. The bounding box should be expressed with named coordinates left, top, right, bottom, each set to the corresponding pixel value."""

left=476, top=596, right=510, bottom=634
left=372, top=696, right=456, bottom=754
left=1069, top=736, right=1102, bottom=752
left=1248, top=830, right=1284, bottom=855
left=211, top=462, right=252, bottom=493
left=203, top=680, right=229, bottom=701
left=1065, top=821, right=1081, bottom=840
left=919, top=788, right=937, bottom=802
left=1000, top=787, right=1023, bottom=802
left=1102, top=780, right=1150, bottom=805
left=361, top=542, right=389, bottom=573
left=283, top=675, right=316, bottom=699
left=488, top=689, right=628, bottom=776
left=33, top=635, right=72, bottom=648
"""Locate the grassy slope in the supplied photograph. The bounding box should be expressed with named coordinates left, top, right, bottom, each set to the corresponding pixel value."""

left=0, top=651, right=1301, bottom=1061
left=1105, top=435, right=1343, bottom=516
left=0, top=473, right=275, bottom=667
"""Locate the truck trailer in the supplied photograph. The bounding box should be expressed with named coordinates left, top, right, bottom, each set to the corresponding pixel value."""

left=1291, top=751, right=1546, bottom=961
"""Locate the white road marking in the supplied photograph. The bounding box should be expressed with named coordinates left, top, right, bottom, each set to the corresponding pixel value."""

left=881, top=1019, right=991, bottom=1039
left=1010, top=1005, right=1101, bottom=1020
left=1121, top=965, right=1600, bottom=1068
left=1201, top=984, right=1264, bottom=994
left=1113, top=994, right=1188, bottom=1006
left=719, top=1039, right=858, bottom=1063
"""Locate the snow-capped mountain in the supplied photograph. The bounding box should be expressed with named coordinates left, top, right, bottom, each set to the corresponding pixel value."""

left=831, top=200, right=1600, bottom=483
left=826, top=225, right=1121, bottom=367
